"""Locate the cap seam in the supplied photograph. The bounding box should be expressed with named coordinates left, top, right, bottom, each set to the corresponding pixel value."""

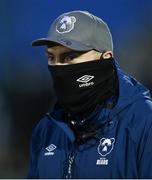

left=89, top=14, right=97, bottom=50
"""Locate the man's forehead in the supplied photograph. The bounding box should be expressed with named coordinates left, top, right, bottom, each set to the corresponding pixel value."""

left=46, top=45, right=101, bottom=56
left=46, top=45, right=72, bottom=54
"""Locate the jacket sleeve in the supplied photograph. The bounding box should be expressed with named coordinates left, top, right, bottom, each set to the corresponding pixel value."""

left=27, top=129, right=39, bottom=178
left=138, top=121, right=152, bottom=178
left=27, top=119, right=45, bottom=178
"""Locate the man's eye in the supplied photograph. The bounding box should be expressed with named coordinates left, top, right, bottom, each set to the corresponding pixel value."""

left=46, top=54, right=55, bottom=65
left=63, top=52, right=83, bottom=62
left=64, top=55, right=76, bottom=61
left=47, top=54, right=55, bottom=61
left=48, top=55, right=54, bottom=59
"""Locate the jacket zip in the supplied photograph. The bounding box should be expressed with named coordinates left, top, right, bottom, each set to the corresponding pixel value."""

left=65, top=154, right=75, bottom=178
left=64, top=144, right=76, bottom=179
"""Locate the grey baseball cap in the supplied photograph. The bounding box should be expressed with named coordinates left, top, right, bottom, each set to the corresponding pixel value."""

left=32, top=10, right=113, bottom=52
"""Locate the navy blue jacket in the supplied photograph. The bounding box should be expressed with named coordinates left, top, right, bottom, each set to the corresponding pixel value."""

left=27, top=61, right=152, bottom=178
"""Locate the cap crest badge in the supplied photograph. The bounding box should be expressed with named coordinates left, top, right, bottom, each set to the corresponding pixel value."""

left=56, top=16, right=76, bottom=34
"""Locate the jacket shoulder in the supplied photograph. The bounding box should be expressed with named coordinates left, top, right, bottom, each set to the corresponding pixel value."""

left=126, top=98, right=152, bottom=144
left=32, top=114, right=55, bottom=138
left=130, top=99, right=152, bottom=178
left=131, top=98, right=152, bottom=119
left=30, top=114, right=57, bottom=149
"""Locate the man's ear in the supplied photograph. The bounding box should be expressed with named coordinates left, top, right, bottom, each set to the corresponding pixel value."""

left=102, top=51, right=113, bottom=59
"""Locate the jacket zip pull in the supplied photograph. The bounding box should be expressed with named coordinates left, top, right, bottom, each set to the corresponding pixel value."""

left=65, top=151, right=75, bottom=179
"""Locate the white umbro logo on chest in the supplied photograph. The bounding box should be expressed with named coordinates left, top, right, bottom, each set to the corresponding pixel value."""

left=44, top=144, right=57, bottom=156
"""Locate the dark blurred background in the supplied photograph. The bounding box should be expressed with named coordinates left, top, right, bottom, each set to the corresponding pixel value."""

left=0, top=0, right=152, bottom=178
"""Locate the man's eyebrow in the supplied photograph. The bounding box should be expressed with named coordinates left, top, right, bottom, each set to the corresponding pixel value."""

left=61, top=51, right=85, bottom=56
left=46, top=49, right=73, bottom=54
left=61, top=51, right=77, bottom=56
left=46, top=49, right=77, bottom=55
left=46, top=49, right=86, bottom=58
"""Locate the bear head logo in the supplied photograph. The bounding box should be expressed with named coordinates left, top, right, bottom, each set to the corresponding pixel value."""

left=98, top=138, right=115, bottom=157
left=56, top=16, right=76, bottom=34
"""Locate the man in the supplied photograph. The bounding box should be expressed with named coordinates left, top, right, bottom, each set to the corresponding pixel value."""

left=28, top=10, right=152, bottom=178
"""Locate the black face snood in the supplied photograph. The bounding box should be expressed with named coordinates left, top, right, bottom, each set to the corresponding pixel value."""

left=48, top=58, right=117, bottom=119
